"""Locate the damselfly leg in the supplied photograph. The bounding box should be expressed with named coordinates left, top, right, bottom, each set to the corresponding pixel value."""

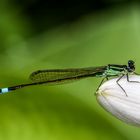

left=95, top=77, right=109, bottom=95
left=116, top=73, right=140, bottom=97
left=116, top=74, right=128, bottom=96
left=126, top=73, right=140, bottom=83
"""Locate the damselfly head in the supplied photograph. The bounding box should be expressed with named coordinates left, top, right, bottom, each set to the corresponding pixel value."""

left=127, top=60, right=135, bottom=72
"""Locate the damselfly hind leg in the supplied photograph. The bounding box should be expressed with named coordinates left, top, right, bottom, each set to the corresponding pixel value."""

left=94, top=77, right=108, bottom=96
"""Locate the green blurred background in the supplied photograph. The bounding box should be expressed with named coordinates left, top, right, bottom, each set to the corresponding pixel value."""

left=0, top=0, right=140, bottom=140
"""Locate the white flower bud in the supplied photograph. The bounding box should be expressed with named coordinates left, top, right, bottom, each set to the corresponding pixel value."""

left=96, top=75, right=140, bottom=126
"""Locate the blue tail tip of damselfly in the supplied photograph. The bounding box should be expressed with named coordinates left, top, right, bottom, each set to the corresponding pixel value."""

left=0, top=88, right=9, bottom=94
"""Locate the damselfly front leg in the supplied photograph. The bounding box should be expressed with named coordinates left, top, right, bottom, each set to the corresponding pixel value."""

left=116, top=73, right=140, bottom=97
left=126, top=73, right=140, bottom=83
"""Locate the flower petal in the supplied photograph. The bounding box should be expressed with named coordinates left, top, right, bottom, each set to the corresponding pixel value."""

left=96, top=75, right=140, bottom=126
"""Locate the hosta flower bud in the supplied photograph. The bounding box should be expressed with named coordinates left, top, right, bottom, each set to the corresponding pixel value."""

left=96, top=75, right=140, bottom=126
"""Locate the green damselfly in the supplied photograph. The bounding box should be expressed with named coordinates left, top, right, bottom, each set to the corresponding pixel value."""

left=0, top=60, right=138, bottom=95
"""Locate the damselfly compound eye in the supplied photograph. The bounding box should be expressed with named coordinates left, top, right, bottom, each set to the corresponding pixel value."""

left=127, top=60, right=135, bottom=72
left=96, top=75, right=140, bottom=127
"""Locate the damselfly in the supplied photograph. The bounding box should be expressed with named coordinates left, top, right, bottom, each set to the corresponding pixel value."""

left=0, top=60, right=138, bottom=95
